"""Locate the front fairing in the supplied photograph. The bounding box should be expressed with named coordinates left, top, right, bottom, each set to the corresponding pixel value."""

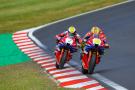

left=59, top=36, right=77, bottom=47
left=85, top=45, right=101, bottom=53
left=86, top=37, right=105, bottom=47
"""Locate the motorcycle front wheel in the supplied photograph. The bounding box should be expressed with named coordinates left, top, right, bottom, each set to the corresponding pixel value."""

left=88, top=54, right=96, bottom=74
left=56, top=62, right=59, bottom=69
left=82, top=65, right=88, bottom=74
left=59, top=50, right=67, bottom=69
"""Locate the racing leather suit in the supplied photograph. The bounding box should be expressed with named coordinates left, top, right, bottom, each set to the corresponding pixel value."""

left=55, top=31, right=82, bottom=53
left=83, top=31, right=108, bottom=55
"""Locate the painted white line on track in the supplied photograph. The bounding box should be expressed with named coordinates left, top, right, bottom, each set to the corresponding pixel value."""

left=14, top=32, right=27, bottom=34
left=13, top=37, right=29, bottom=40
left=13, top=34, right=27, bottom=37
left=53, top=71, right=81, bottom=78
left=28, top=54, right=48, bottom=58
left=64, top=80, right=98, bottom=88
left=30, top=54, right=48, bottom=58
left=49, top=67, right=75, bottom=74
left=86, top=85, right=105, bottom=90
left=44, top=64, right=71, bottom=71
left=33, top=56, right=53, bottom=61
left=15, top=30, right=29, bottom=33
left=41, top=62, right=55, bottom=66
left=29, top=29, right=48, bottom=50
left=45, top=66, right=56, bottom=70
left=14, top=33, right=27, bottom=35
left=24, top=50, right=43, bottom=54
left=58, top=75, right=88, bottom=82
left=37, top=59, right=55, bottom=64
left=14, top=39, right=31, bottom=43
left=28, top=52, right=46, bottom=56
left=21, top=47, right=40, bottom=51
left=19, top=45, right=36, bottom=49
left=17, top=42, right=34, bottom=46
left=92, top=73, right=128, bottom=90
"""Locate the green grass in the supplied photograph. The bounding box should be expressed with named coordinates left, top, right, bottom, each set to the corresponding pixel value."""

left=0, top=61, right=79, bottom=90
left=0, top=0, right=124, bottom=33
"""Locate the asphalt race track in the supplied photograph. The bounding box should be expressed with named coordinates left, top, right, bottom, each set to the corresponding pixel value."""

left=32, top=1, right=135, bottom=90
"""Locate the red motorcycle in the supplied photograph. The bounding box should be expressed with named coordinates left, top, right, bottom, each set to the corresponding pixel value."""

left=55, top=36, right=77, bottom=69
left=81, top=37, right=109, bottom=74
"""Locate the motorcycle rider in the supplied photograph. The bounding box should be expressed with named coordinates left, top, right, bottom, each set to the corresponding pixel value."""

left=55, top=26, right=82, bottom=58
left=82, top=26, right=109, bottom=58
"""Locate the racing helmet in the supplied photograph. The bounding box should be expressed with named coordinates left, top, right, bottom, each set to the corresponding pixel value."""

left=68, top=26, right=76, bottom=34
left=91, top=26, right=101, bottom=35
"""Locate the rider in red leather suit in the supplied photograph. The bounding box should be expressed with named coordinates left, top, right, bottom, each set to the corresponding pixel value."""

left=55, top=26, right=82, bottom=56
left=83, top=26, right=109, bottom=55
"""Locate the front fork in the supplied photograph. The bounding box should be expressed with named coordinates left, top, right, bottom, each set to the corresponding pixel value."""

left=67, top=50, right=71, bottom=61
left=55, top=48, right=64, bottom=64
left=96, top=52, right=100, bottom=64
left=81, top=51, right=100, bottom=69
left=55, top=49, right=71, bottom=64
left=81, top=51, right=92, bottom=70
